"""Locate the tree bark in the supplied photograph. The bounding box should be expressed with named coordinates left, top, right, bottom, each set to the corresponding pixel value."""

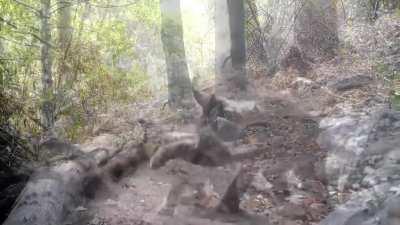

left=40, top=0, right=55, bottom=130
left=2, top=142, right=146, bottom=225
left=0, top=40, right=3, bottom=89
left=160, top=0, right=193, bottom=110
left=215, top=0, right=248, bottom=98
left=228, top=0, right=247, bottom=73
left=2, top=161, right=91, bottom=225
left=294, top=0, right=339, bottom=61
left=215, top=0, right=231, bottom=92
left=57, top=0, right=73, bottom=90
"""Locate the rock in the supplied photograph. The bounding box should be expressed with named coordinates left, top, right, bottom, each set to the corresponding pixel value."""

left=317, top=112, right=381, bottom=188
left=364, top=166, right=375, bottom=175
left=316, top=108, right=400, bottom=225
left=352, top=183, right=360, bottom=190
left=328, top=75, right=373, bottom=92
left=384, top=150, right=400, bottom=165
left=221, top=98, right=258, bottom=115
left=251, top=171, right=273, bottom=192
left=367, top=155, right=383, bottom=166
left=319, top=203, right=373, bottom=225
left=362, top=176, right=379, bottom=187
left=81, top=134, right=121, bottom=153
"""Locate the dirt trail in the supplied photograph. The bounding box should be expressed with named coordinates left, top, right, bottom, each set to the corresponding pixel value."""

left=76, top=164, right=174, bottom=225
left=60, top=78, right=338, bottom=225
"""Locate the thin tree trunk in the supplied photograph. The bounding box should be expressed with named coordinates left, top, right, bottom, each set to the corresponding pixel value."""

left=0, top=40, right=3, bottom=90
left=228, top=0, right=247, bottom=73
left=215, top=0, right=231, bottom=91
left=57, top=0, right=73, bottom=90
left=215, top=0, right=248, bottom=98
left=160, top=0, right=193, bottom=110
left=40, top=0, right=55, bottom=131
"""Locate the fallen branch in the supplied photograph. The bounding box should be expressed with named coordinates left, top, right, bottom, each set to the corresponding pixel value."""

left=2, top=139, right=146, bottom=225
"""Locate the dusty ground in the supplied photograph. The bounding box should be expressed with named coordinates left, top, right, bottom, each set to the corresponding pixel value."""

left=62, top=71, right=350, bottom=225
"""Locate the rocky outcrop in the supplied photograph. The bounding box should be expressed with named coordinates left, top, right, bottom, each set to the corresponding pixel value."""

left=318, top=108, right=400, bottom=225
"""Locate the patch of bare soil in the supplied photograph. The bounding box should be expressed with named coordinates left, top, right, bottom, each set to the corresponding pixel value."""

left=236, top=96, right=329, bottom=225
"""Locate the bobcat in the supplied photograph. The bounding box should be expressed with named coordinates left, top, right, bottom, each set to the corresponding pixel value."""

left=149, top=89, right=233, bottom=169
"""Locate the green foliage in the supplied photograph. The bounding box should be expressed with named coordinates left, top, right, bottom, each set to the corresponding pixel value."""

left=374, top=62, right=400, bottom=110
left=390, top=72, right=400, bottom=111
left=0, top=0, right=158, bottom=142
left=395, top=7, right=400, bottom=17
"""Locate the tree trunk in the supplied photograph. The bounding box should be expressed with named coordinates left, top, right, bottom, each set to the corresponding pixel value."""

left=294, top=0, right=339, bottom=61
left=57, top=0, right=73, bottom=90
left=40, top=0, right=55, bottom=131
left=215, top=0, right=248, bottom=98
left=160, top=0, right=193, bottom=110
left=215, top=0, right=231, bottom=92
left=0, top=40, right=3, bottom=90
left=228, top=0, right=247, bottom=74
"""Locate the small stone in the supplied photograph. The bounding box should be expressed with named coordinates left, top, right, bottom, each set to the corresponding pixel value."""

left=75, top=206, right=87, bottom=212
left=389, top=186, right=400, bottom=195
left=352, top=183, right=360, bottom=190
left=329, top=191, right=337, bottom=196
left=251, top=172, right=273, bottom=192
left=364, top=166, right=375, bottom=175
left=362, top=176, right=378, bottom=187
left=105, top=199, right=117, bottom=206
left=297, top=182, right=304, bottom=189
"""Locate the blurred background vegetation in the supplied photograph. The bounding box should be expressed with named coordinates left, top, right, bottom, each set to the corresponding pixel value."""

left=0, top=0, right=399, bottom=144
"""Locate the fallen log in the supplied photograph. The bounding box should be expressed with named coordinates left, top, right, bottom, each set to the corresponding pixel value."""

left=2, top=159, right=94, bottom=225
left=2, top=140, right=145, bottom=225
